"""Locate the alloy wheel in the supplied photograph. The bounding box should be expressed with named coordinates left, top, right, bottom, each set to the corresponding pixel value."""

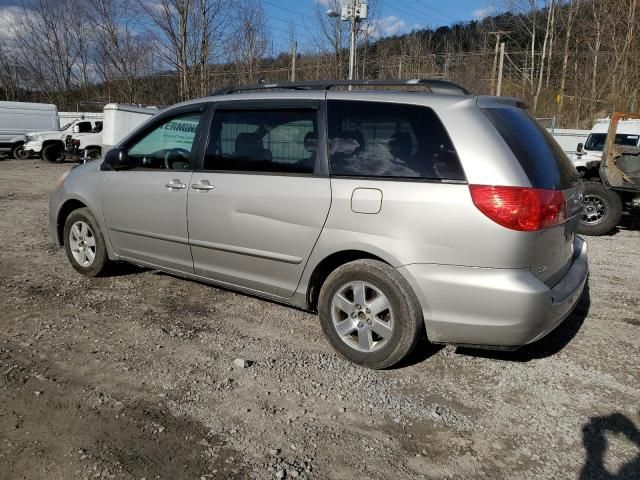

left=331, top=281, right=395, bottom=353
left=68, top=221, right=96, bottom=267
left=582, top=194, right=608, bottom=225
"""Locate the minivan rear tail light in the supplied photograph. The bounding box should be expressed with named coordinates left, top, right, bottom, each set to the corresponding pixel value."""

left=469, top=185, right=567, bottom=231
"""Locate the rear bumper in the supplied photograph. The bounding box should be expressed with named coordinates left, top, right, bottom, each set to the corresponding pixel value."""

left=398, top=236, right=588, bottom=347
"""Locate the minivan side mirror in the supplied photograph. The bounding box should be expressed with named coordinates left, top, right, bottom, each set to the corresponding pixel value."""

left=72, top=125, right=80, bottom=133
left=577, top=142, right=584, bottom=152
left=100, top=148, right=136, bottom=171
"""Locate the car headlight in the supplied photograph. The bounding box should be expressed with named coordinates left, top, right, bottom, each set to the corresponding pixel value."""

left=56, top=170, right=70, bottom=188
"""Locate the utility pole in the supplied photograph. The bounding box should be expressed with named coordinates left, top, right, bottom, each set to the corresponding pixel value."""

left=490, top=33, right=501, bottom=95
left=327, top=2, right=367, bottom=80
left=496, top=42, right=505, bottom=97
left=348, top=0, right=357, bottom=80
left=488, top=31, right=509, bottom=95
left=290, top=40, right=297, bottom=82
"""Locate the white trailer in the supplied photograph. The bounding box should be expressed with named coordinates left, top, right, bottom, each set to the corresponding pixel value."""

left=101, top=104, right=159, bottom=155
left=550, top=128, right=590, bottom=153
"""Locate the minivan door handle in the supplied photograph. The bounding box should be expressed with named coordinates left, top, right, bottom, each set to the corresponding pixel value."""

left=165, top=179, right=186, bottom=190
left=191, top=180, right=215, bottom=191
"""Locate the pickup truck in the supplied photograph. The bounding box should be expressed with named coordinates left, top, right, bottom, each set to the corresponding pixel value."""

left=570, top=117, right=640, bottom=178
left=23, top=118, right=103, bottom=163
left=65, top=128, right=103, bottom=161
left=577, top=113, right=640, bottom=235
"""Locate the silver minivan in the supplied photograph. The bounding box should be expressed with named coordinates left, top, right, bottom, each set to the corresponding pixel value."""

left=49, top=80, right=588, bottom=369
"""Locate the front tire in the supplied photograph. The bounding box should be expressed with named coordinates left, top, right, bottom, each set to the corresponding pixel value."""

left=63, top=208, right=108, bottom=276
left=42, top=143, right=64, bottom=163
left=578, top=182, right=623, bottom=236
left=318, top=259, right=423, bottom=369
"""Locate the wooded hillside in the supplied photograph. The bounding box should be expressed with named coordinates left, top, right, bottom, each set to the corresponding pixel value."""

left=0, top=0, right=637, bottom=128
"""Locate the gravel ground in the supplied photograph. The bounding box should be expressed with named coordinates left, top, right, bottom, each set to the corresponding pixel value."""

left=0, top=159, right=638, bottom=480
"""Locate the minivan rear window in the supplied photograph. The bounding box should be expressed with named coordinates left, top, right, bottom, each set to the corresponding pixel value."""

left=482, top=107, right=579, bottom=190
left=327, top=100, right=465, bottom=181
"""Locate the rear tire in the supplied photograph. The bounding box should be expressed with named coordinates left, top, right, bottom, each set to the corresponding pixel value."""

left=11, top=143, right=29, bottom=160
left=42, top=143, right=64, bottom=163
left=318, top=259, right=423, bottom=369
left=578, top=181, right=623, bottom=236
left=85, top=148, right=101, bottom=161
left=63, top=208, right=108, bottom=277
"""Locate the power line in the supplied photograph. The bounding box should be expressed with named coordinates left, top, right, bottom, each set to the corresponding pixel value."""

left=415, top=0, right=453, bottom=22
left=381, top=0, right=445, bottom=29
left=262, top=0, right=328, bottom=45
left=268, top=22, right=313, bottom=41
left=262, top=0, right=316, bottom=21
left=385, top=0, right=449, bottom=25
left=264, top=13, right=316, bottom=41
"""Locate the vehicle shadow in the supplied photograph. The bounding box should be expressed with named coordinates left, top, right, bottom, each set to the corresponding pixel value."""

left=620, top=215, right=640, bottom=232
left=579, top=412, right=640, bottom=480
left=394, top=341, right=445, bottom=369
left=603, top=215, right=640, bottom=236
left=455, top=280, right=591, bottom=362
left=101, top=262, right=148, bottom=277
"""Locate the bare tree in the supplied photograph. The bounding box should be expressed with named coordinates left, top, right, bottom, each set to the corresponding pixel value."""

left=0, top=44, right=19, bottom=101
left=533, top=0, right=554, bottom=113
left=314, top=0, right=348, bottom=79
left=9, top=0, right=92, bottom=108
left=228, top=0, right=269, bottom=84
left=589, top=0, right=603, bottom=119
left=142, top=0, right=227, bottom=101
left=88, top=0, right=156, bottom=103
left=558, top=0, right=579, bottom=114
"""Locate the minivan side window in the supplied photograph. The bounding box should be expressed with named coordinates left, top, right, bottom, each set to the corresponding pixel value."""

left=126, top=112, right=203, bottom=170
left=327, top=100, right=465, bottom=181
left=204, top=109, right=318, bottom=174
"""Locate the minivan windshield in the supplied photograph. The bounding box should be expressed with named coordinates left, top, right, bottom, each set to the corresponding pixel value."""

left=584, top=133, right=640, bottom=151
left=482, top=107, right=579, bottom=190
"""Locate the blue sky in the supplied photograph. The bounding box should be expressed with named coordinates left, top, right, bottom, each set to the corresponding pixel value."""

left=0, top=0, right=499, bottom=53
left=264, top=1, right=497, bottom=52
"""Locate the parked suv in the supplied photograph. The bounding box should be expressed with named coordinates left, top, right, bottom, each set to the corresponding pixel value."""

left=49, top=80, right=588, bottom=369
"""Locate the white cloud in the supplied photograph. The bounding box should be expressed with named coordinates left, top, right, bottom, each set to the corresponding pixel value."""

left=370, top=15, right=407, bottom=38
left=472, top=5, right=496, bottom=20
left=315, top=0, right=340, bottom=7
left=0, top=6, right=23, bottom=40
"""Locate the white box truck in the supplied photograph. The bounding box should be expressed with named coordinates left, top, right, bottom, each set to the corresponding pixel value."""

left=0, top=101, right=59, bottom=159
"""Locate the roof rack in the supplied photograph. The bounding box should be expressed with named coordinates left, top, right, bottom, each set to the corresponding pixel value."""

left=211, top=79, right=469, bottom=97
